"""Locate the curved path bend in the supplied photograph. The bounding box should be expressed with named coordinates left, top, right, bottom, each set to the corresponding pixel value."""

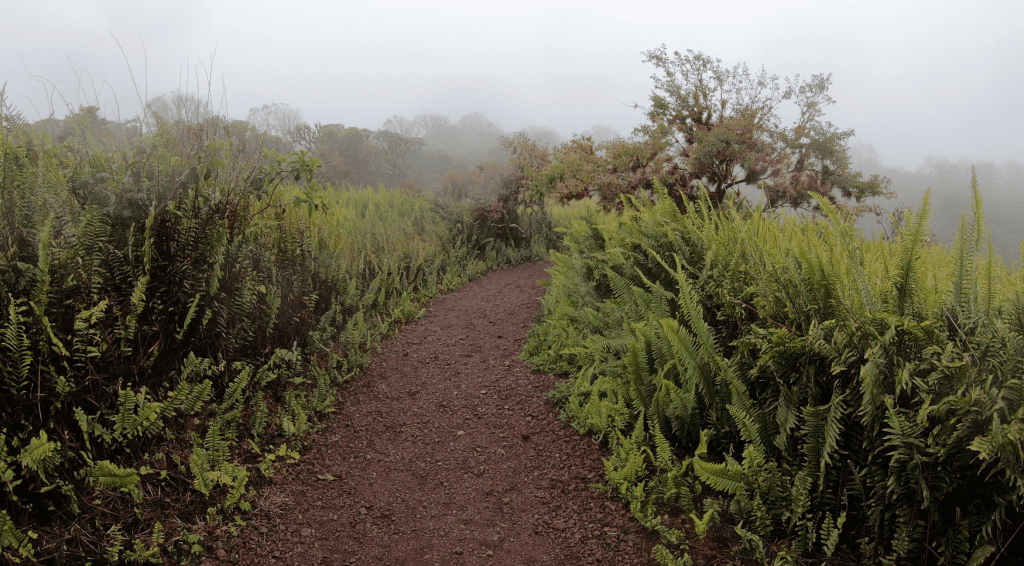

left=230, top=262, right=657, bottom=565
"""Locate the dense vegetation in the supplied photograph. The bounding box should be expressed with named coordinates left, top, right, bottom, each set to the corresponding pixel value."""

left=2, top=40, right=1022, bottom=564
left=0, top=86, right=557, bottom=563
left=524, top=182, right=1024, bottom=564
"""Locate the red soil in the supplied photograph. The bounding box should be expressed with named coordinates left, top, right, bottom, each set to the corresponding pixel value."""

left=226, top=262, right=658, bottom=565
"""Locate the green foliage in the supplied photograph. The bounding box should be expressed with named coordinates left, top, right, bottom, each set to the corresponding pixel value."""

left=526, top=182, right=1024, bottom=564
left=0, top=94, right=555, bottom=562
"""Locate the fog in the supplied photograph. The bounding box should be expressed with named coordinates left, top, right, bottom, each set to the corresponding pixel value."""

left=850, top=143, right=1024, bottom=261
left=2, top=0, right=1022, bottom=253
left=4, top=1, right=1021, bottom=163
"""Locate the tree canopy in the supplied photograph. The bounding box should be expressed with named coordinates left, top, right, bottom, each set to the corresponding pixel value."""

left=535, top=46, right=892, bottom=214
left=246, top=102, right=305, bottom=145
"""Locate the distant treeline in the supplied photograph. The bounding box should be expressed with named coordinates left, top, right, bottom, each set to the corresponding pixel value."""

left=851, top=142, right=1024, bottom=261
left=23, top=89, right=1020, bottom=261
left=24, top=90, right=620, bottom=206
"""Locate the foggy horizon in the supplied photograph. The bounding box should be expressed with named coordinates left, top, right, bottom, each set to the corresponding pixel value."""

left=3, top=0, right=1022, bottom=172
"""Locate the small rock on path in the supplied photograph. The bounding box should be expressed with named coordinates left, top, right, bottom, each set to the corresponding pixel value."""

left=232, top=262, right=657, bottom=565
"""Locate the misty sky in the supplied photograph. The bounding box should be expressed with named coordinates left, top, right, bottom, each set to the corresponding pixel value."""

left=2, top=0, right=1021, bottom=168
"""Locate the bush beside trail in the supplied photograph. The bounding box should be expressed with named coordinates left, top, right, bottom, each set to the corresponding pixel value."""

left=525, top=182, right=1024, bottom=565
left=0, top=109, right=555, bottom=563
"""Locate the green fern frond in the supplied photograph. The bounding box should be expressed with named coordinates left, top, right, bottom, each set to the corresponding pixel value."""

left=689, top=507, right=718, bottom=540
left=965, top=544, right=995, bottom=566
left=221, top=363, right=252, bottom=411
left=120, top=274, right=149, bottom=354
left=1, top=297, right=32, bottom=394
left=820, top=510, right=846, bottom=557
left=113, top=387, right=136, bottom=436
left=692, top=456, right=748, bottom=495
left=87, top=460, right=141, bottom=490
left=175, top=292, right=203, bottom=340
left=660, top=318, right=718, bottom=410
left=651, top=543, right=690, bottom=566
left=189, top=448, right=215, bottom=495
left=891, top=190, right=931, bottom=316
left=32, top=216, right=52, bottom=315
left=822, top=388, right=848, bottom=469
left=122, top=395, right=164, bottom=438
left=181, top=380, right=213, bottom=415
left=0, top=508, right=34, bottom=561
left=625, top=339, right=655, bottom=414
left=774, top=386, right=801, bottom=450
left=951, top=212, right=976, bottom=314
left=648, top=412, right=675, bottom=470
left=18, top=431, right=60, bottom=483
left=203, top=418, right=229, bottom=468
left=969, top=169, right=984, bottom=254
left=605, top=428, right=651, bottom=498
left=801, top=402, right=827, bottom=477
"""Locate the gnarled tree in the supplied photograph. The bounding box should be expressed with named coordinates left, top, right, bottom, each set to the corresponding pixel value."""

left=543, top=46, right=892, bottom=214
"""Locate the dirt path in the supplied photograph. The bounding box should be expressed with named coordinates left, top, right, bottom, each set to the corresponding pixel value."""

left=230, top=262, right=657, bottom=565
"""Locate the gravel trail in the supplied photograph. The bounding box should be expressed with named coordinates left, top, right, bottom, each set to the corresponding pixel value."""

left=229, top=262, right=657, bottom=565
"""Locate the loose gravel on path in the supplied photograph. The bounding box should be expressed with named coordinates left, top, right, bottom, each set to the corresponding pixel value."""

left=230, top=262, right=658, bottom=565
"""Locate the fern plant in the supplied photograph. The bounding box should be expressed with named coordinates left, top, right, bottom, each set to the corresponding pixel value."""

left=527, top=181, right=1024, bottom=565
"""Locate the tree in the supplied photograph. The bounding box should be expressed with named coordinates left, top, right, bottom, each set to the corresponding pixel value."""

left=448, top=112, right=506, bottom=161
left=579, top=124, right=621, bottom=144
left=500, top=132, right=552, bottom=203
left=147, top=90, right=215, bottom=125
left=518, top=125, right=563, bottom=148
left=433, top=160, right=515, bottom=202
left=371, top=129, right=425, bottom=184
left=380, top=115, right=424, bottom=138
left=291, top=122, right=428, bottom=188
left=541, top=133, right=664, bottom=210
left=246, top=102, right=305, bottom=145
left=455, top=111, right=503, bottom=141
left=54, top=105, right=123, bottom=148
left=543, top=46, right=891, bottom=214
left=413, top=112, right=453, bottom=143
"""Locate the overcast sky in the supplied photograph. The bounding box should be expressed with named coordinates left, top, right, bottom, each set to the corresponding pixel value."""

left=2, top=0, right=1021, bottom=168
